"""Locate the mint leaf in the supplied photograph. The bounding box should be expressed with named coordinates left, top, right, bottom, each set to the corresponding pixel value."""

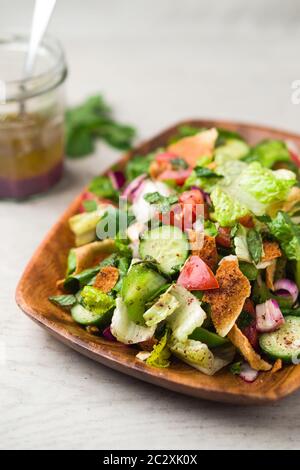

left=247, top=228, right=263, bottom=264
left=194, top=166, right=223, bottom=178
left=49, top=295, right=77, bottom=309
left=88, top=175, right=118, bottom=201
left=237, top=310, right=253, bottom=329
left=171, top=158, right=188, bottom=170
left=65, top=94, right=136, bottom=158
left=144, top=192, right=178, bottom=213
left=268, top=211, right=300, bottom=261
left=125, top=153, right=154, bottom=181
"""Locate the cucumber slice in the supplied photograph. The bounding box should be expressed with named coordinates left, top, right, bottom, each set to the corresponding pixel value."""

left=139, top=225, right=189, bottom=275
left=71, top=303, right=112, bottom=327
left=121, top=263, right=166, bottom=324
left=259, top=316, right=300, bottom=363
left=189, top=327, right=229, bottom=348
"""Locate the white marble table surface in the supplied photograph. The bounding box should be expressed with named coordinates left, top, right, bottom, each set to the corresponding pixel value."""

left=1, top=0, right=300, bottom=450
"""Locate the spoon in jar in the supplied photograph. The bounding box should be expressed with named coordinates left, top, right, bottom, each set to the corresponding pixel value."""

left=20, top=0, right=57, bottom=112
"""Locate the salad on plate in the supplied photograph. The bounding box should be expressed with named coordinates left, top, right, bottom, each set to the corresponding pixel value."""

left=50, top=125, right=300, bottom=382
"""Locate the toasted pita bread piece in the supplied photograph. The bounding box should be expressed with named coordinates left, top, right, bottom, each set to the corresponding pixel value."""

left=139, top=337, right=158, bottom=352
left=74, top=239, right=115, bottom=274
left=262, top=240, right=281, bottom=263
left=93, top=266, right=119, bottom=293
left=203, top=258, right=251, bottom=337
left=265, top=259, right=277, bottom=290
left=227, top=324, right=272, bottom=371
left=192, top=234, right=218, bottom=271
left=271, top=358, right=283, bottom=373
left=167, top=128, right=218, bottom=167
left=56, top=279, right=65, bottom=290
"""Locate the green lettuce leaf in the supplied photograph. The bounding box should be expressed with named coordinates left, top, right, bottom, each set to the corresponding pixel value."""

left=143, top=290, right=180, bottom=326
left=81, top=286, right=115, bottom=314
left=214, top=139, right=249, bottom=165
left=243, top=139, right=290, bottom=168
left=211, top=186, right=249, bottom=227
left=204, top=220, right=218, bottom=237
left=238, top=162, right=295, bottom=205
left=111, top=297, right=155, bottom=344
left=184, top=171, right=220, bottom=192
left=146, top=327, right=171, bottom=368
left=166, top=285, right=207, bottom=342
left=234, top=225, right=251, bottom=262
left=169, top=338, right=236, bottom=376
left=268, top=211, right=300, bottom=261
left=216, top=161, right=296, bottom=217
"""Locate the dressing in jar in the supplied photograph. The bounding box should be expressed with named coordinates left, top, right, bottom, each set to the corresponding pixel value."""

left=0, top=34, right=67, bottom=198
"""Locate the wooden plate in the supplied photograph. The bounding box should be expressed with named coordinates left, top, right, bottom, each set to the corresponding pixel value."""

left=16, top=119, right=300, bottom=405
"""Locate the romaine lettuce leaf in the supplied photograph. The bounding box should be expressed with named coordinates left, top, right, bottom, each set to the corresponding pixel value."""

left=243, top=139, right=290, bottom=168
left=214, top=139, right=249, bottom=165
left=238, top=162, right=295, bottom=205
left=268, top=211, right=300, bottom=261
left=143, top=290, right=180, bottom=326
left=169, top=337, right=236, bottom=375
left=234, top=225, right=251, bottom=262
left=166, top=285, right=206, bottom=342
left=146, top=327, right=171, bottom=368
left=210, top=186, right=249, bottom=226
left=81, top=286, right=115, bottom=314
left=111, top=297, right=155, bottom=344
left=183, top=172, right=219, bottom=192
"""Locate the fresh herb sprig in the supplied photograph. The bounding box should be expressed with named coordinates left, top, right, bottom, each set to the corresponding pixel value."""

left=65, top=95, right=136, bottom=158
left=144, top=192, right=178, bottom=213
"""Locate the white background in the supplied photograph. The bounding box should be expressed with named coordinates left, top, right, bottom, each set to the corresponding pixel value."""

left=0, top=0, right=300, bottom=449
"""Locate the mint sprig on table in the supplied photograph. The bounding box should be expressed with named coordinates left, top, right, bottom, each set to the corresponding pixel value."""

left=65, top=95, right=136, bottom=158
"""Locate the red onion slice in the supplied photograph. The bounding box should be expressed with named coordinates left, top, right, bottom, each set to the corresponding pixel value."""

left=239, top=363, right=259, bottom=383
left=274, top=279, right=299, bottom=304
left=108, top=170, right=125, bottom=190
left=103, top=326, right=116, bottom=341
left=121, top=174, right=147, bottom=202
left=256, top=299, right=285, bottom=333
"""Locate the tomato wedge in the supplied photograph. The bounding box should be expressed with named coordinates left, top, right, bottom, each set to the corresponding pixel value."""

left=158, top=168, right=192, bottom=186
left=157, top=189, right=205, bottom=230
left=179, top=189, right=204, bottom=206
left=177, top=255, right=219, bottom=290
left=155, top=152, right=178, bottom=163
left=289, top=150, right=300, bottom=168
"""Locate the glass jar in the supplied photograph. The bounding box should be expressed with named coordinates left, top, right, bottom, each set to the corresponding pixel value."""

left=0, top=34, right=67, bottom=198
